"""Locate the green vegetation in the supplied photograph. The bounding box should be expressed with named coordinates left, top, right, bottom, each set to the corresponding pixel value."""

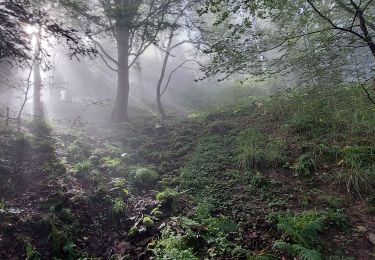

left=2, top=84, right=374, bottom=259
left=129, top=167, right=159, bottom=188
left=142, top=216, right=155, bottom=228
left=237, top=129, right=285, bottom=170
left=156, top=188, right=179, bottom=209
left=294, top=154, right=316, bottom=178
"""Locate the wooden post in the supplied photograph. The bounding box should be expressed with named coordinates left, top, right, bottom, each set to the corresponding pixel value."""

left=6, top=107, right=9, bottom=126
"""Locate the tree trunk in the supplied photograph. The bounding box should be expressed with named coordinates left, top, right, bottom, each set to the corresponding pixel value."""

left=156, top=32, right=174, bottom=119
left=112, top=26, right=130, bottom=122
left=33, top=29, right=43, bottom=118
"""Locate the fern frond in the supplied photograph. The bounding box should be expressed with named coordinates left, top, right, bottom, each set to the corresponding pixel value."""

left=274, top=241, right=322, bottom=260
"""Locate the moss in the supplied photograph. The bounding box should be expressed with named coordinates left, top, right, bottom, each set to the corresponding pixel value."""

left=156, top=188, right=179, bottom=207
left=143, top=216, right=154, bottom=228
left=151, top=208, right=163, bottom=218
left=128, top=226, right=138, bottom=238
left=130, top=167, right=159, bottom=188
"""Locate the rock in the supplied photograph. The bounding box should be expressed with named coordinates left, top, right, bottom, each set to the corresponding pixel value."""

left=356, top=226, right=368, bottom=233
left=117, top=241, right=132, bottom=254
left=369, top=233, right=375, bottom=246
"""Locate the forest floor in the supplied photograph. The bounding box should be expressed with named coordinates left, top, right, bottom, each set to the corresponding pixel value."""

left=1, top=87, right=375, bottom=260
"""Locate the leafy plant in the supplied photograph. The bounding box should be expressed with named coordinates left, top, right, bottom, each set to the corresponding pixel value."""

left=63, top=242, right=77, bottom=260
left=73, top=160, right=93, bottom=175
left=294, top=154, right=316, bottom=177
left=26, top=244, right=41, bottom=260
left=271, top=211, right=324, bottom=247
left=153, top=228, right=198, bottom=260
left=112, top=197, right=126, bottom=215
left=250, top=172, right=269, bottom=188
left=273, top=241, right=322, bottom=260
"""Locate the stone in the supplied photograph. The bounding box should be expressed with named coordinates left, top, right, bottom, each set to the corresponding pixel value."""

left=117, top=241, right=131, bottom=254
left=368, top=233, right=375, bottom=246
left=356, top=226, right=368, bottom=233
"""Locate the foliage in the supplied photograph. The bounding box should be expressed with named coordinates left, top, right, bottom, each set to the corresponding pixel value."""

left=156, top=188, right=179, bottom=208
left=129, top=167, right=159, bottom=188
left=269, top=211, right=324, bottom=259
left=112, top=197, right=126, bottom=215
left=73, top=160, right=93, bottom=175
left=269, top=209, right=348, bottom=259
left=237, top=129, right=285, bottom=170
left=273, top=241, right=322, bottom=260
left=338, top=146, right=375, bottom=197
left=294, top=154, right=316, bottom=177
left=264, top=86, right=375, bottom=139
left=270, top=211, right=324, bottom=247
left=250, top=172, right=270, bottom=188
left=67, top=139, right=92, bottom=163
left=26, top=244, right=41, bottom=260
left=153, top=228, right=198, bottom=260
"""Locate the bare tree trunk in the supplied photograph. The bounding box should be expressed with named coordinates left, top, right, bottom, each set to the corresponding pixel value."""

left=33, top=27, right=44, bottom=118
left=156, top=32, right=174, bottom=119
left=112, top=26, right=130, bottom=122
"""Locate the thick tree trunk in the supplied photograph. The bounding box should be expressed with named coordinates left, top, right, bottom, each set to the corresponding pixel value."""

left=112, top=26, right=130, bottom=122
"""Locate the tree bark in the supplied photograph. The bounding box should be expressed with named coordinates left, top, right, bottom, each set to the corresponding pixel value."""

left=156, top=32, right=174, bottom=119
left=112, top=25, right=130, bottom=122
left=33, top=29, right=43, bottom=118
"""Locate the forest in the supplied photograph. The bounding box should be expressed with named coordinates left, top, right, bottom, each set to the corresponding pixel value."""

left=0, top=0, right=375, bottom=259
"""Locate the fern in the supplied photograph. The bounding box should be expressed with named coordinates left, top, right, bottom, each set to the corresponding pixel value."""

left=274, top=241, right=322, bottom=260
left=274, top=211, right=324, bottom=247
left=215, top=217, right=238, bottom=233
